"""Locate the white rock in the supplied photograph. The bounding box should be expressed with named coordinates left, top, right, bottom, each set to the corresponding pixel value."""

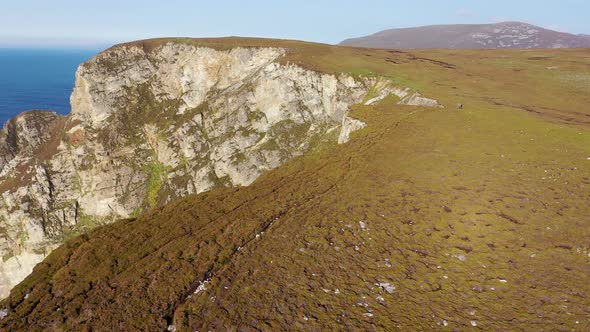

left=453, top=254, right=467, bottom=262
left=378, top=282, right=396, bottom=294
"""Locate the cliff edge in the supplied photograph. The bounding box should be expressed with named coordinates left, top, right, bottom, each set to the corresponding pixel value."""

left=0, top=38, right=440, bottom=298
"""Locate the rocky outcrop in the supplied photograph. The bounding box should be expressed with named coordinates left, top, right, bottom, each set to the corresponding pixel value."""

left=0, top=41, right=441, bottom=299
left=0, top=111, right=61, bottom=172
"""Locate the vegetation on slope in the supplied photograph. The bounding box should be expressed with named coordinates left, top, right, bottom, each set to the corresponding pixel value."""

left=1, top=38, right=589, bottom=331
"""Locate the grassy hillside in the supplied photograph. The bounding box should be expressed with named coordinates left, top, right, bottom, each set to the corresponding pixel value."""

left=2, top=39, right=589, bottom=331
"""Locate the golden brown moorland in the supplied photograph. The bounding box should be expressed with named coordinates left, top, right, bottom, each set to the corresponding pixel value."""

left=2, top=38, right=589, bottom=331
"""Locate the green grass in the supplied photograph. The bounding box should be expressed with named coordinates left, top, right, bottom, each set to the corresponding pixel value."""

left=129, top=208, right=141, bottom=218
left=346, top=68, right=375, bottom=76
left=59, top=214, right=103, bottom=242
left=144, top=161, right=169, bottom=208
left=361, top=77, right=382, bottom=104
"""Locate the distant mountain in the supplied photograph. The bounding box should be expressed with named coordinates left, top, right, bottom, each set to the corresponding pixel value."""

left=340, top=22, right=590, bottom=49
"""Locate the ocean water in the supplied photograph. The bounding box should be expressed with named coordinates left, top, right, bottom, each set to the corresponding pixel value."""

left=0, top=48, right=99, bottom=126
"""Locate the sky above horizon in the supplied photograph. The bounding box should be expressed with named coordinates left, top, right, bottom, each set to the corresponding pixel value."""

left=1, top=0, right=589, bottom=49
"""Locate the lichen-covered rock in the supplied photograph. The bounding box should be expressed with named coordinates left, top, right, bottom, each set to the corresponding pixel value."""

left=0, top=110, right=61, bottom=173
left=0, top=42, right=440, bottom=299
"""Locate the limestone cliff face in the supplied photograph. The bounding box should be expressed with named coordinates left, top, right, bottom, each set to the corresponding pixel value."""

left=0, top=42, right=441, bottom=298
left=0, top=111, right=61, bottom=171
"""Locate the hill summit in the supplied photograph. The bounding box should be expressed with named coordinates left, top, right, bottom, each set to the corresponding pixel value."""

left=340, top=22, right=590, bottom=49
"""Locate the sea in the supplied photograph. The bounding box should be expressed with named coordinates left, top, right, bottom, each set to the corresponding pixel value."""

left=0, top=48, right=100, bottom=126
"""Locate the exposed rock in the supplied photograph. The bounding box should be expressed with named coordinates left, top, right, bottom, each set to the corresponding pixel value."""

left=378, top=282, right=395, bottom=294
left=338, top=117, right=366, bottom=144
left=0, top=110, right=61, bottom=173
left=0, top=253, right=46, bottom=298
left=364, top=82, right=442, bottom=108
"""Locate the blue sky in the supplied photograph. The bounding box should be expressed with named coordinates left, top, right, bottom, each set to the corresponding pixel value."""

left=1, top=0, right=588, bottom=48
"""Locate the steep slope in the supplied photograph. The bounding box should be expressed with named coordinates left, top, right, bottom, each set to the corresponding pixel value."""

left=340, top=22, right=590, bottom=49
left=1, top=43, right=589, bottom=330
left=0, top=39, right=440, bottom=298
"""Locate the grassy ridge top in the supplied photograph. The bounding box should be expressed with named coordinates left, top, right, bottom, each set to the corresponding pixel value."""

left=2, top=38, right=589, bottom=330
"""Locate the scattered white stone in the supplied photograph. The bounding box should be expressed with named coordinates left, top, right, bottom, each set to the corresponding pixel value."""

left=471, top=320, right=478, bottom=327
left=359, top=221, right=367, bottom=230
left=167, top=325, right=177, bottom=332
left=453, top=253, right=467, bottom=262
left=355, top=245, right=360, bottom=251
left=443, top=319, right=448, bottom=327
left=443, top=275, right=449, bottom=279
left=364, top=312, right=374, bottom=318
left=334, top=289, right=341, bottom=294
left=498, top=278, right=508, bottom=283
left=378, top=282, right=396, bottom=294
left=0, top=309, right=8, bottom=319
left=469, top=310, right=476, bottom=316
left=24, top=293, right=30, bottom=300
left=376, top=295, right=385, bottom=303
left=193, top=279, right=210, bottom=295
left=303, top=316, right=309, bottom=321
